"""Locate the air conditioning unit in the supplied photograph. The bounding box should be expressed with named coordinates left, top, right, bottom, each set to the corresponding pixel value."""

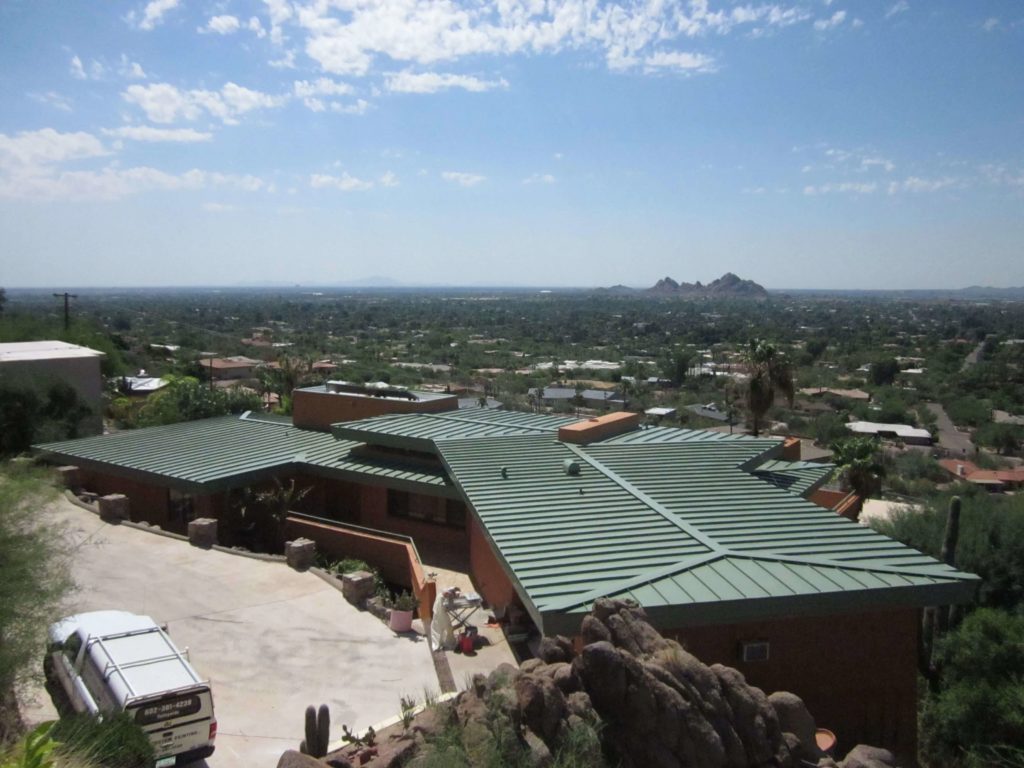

left=740, top=641, right=770, bottom=662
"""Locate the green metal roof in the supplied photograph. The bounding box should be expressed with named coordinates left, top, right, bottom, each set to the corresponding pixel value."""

left=34, top=413, right=453, bottom=494
left=753, top=459, right=835, bottom=496
left=36, top=407, right=979, bottom=634
left=436, top=427, right=979, bottom=634
left=331, top=410, right=577, bottom=452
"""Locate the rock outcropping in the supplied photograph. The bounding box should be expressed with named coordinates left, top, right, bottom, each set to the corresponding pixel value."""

left=278, top=600, right=899, bottom=768
left=646, top=273, right=768, bottom=298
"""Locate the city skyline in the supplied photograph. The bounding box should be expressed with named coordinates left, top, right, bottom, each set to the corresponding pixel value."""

left=1, top=0, right=1022, bottom=289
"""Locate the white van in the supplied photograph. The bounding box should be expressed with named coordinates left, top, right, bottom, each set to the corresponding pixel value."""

left=46, top=611, right=216, bottom=767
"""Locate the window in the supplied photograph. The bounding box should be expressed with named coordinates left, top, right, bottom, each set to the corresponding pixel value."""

left=740, top=640, right=770, bottom=662
left=387, top=490, right=466, bottom=529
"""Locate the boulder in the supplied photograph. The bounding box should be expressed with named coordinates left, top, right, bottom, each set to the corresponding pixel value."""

left=769, top=691, right=818, bottom=760
left=840, top=744, right=899, bottom=768
left=515, top=673, right=567, bottom=744
left=277, top=750, right=326, bottom=768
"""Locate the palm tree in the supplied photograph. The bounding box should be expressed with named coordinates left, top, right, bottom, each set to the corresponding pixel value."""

left=830, top=437, right=885, bottom=499
left=744, top=339, right=794, bottom=437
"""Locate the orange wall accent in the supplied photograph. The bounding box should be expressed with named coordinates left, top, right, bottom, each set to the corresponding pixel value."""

left=468, top=515, right=517, bottom=611
left=782, top=436, right=801, bottom=460
left=667, top=608, right=919, bottom=763
left=292, top=388, right=458, bottom=431
left=284, top=516, right=435, bottom=623
left=809, top=488, right=863, bottom=520
left=558, top=411, right=641, bottom=444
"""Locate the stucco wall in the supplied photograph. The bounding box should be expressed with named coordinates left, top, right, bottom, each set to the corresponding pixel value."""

left=2, top=356, right=104, bottom=435
left=667, top=607, right=920, bottom=762
left=291, top=388, right=458, bottom=430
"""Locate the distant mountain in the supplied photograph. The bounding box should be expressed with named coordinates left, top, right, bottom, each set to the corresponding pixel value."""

left=606, top=272, right=768, bottom=298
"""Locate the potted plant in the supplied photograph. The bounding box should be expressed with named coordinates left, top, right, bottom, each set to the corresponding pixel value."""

left=387, top=591, right=419, bottom=632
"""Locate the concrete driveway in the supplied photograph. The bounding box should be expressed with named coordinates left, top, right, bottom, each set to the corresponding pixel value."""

left=926, top=402, right=974, bottom=457
left=23, top=495, right=439, bottom=767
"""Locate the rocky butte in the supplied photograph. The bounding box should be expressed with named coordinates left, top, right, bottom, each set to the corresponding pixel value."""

left=278, top=599, right=901, bottom=768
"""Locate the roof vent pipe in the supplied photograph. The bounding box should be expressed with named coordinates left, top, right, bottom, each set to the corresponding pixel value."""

left=563, top=459, right=581, bottom=476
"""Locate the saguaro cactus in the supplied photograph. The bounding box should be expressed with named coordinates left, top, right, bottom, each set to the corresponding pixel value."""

left=299, top=703, right=331, bottom=758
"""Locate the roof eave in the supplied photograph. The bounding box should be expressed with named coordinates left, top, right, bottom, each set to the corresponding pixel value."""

left=545, top=577, right=982, bottom=634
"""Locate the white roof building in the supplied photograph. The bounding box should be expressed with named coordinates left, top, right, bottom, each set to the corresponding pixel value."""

left=846, top=421, right=932, bottom=444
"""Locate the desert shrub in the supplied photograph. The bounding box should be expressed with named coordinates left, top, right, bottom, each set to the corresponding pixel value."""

left=49, top=713, right=153, bottom=768
left=920, top=609, right=1024, bottom=767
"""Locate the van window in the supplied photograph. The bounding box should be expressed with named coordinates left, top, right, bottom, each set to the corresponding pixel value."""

left=131, top=694, right=203, bottom=726
left=64, top=632, right=83, bottom=662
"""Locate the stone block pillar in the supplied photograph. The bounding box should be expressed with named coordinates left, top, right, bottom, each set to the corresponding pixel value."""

left=341, top=570, right=377, bottom=605
left=98, top=494, right=130, bottom=522
left=55, top=465, right=81, bottom=490
left=285, top=538, right=316, bottom=571
left=188, top=518, right=218, bottom=548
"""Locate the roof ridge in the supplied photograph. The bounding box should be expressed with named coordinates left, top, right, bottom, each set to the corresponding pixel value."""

left=562, top=443, right=723, bottom=552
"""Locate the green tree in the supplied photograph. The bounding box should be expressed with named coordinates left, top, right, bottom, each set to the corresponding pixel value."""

left=136, top=376, right=260, bottom=427
left=743, top=339, right=794, bottom=437
left=0, top=465, right=71, bottom=722
left=920, top=609, right=1024, bottom=767
left=869, top=358, right=900, bottom=387
left=0, top=382, right=93, bottom=456
left=830, top=437, right=885, bottom=498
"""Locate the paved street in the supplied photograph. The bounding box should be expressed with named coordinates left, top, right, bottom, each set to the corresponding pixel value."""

left=23, top=496, right=439, bottom=767
left=926, top=402, right=974, bottom=457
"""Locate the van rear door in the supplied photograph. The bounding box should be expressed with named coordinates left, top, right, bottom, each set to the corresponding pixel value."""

left=128, top=686, right=215, bottom=766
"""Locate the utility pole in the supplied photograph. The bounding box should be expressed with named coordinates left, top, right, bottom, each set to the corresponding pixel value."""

left=52, top=292, right=78, bottom=330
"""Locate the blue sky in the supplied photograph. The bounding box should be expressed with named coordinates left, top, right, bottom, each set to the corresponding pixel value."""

left=0, top=0, right=1021, bottom=289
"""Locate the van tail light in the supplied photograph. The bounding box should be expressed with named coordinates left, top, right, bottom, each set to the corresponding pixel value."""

left=209, top=720, right=217, bottom=743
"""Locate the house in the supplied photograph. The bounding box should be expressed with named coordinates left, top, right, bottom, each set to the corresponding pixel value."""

left=527, top=386, right=626, bottom=411
left=35, top=405, right=977, bottom=761
left=200, top=355, right=263, bottom=381
left=846, top=421, right=933, bottom=446
left=117, top=370, right=169, bottom=397
left=938, top=459, right=1024, bottom=492
left=0, top=340, right=104, bottom=435
left=798, top=387, right=871, bottom=402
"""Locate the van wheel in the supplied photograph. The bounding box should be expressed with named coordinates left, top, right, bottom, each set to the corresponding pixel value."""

left=42, top=657, right=72, bottom=717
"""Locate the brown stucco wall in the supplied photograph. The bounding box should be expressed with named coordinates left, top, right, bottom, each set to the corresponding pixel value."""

left=667, top=607, right=920, bottom=762
left=291, top=388, right=458, bottom=431
left=468, top=515, right=517, bottom=612
left=359, top=485, right=468, bottom=549
left=78, top=470, right=172, bottom=528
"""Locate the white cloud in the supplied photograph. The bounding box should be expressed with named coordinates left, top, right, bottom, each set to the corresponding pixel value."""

left=0, top=166, right=267, bottom=201
left=0, top=128, right=108, bottom=169
left=813, top=10, right=846, bottom=31
left=522, top=173, right=555, bottom=185
left=123, top=82, right=285, bottom=124
left=102, top=126, right=214, bottom=143
left=294, top=78, right=353, bottom=98
left=379, top=171, right=399, bottom=187
left=135, top=0, right=181, bottom=30
left=118, top=55, right=147, bottom=79
left=291, top=0, right=812, bottom=78
left=885, top=2, right=909, bottom=19
left=982, top=17, right=999, bottom=32
left=202, top=15, right=241, bottom=35
left=642, top=51, right=716, bottom=74
left=860, top=155, right=895, bottom=173
left=803, top=181, right=877, bottom=195
left=310, top=172, right=373, bottom=191
left=69, top=56, right=87, bottom=80
left=441, top=171, right=485, bottom=187
left=29, top=92, right=73, bottom=112
left=887, top=176, right=956, bottom=194
left=203, top=202, right=238, bottom=212
left=385, top=71, right=509, bottom=93
left=332, top=99, right=370, bottom=115
left=269, top=50, right=297, bottom=69
left=69, top=55, right=106, bottom=80
left=248, top=17, right=267, bottom=38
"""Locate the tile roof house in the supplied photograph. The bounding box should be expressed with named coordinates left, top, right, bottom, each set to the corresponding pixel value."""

left=35, top=403, right=978, bottom=761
